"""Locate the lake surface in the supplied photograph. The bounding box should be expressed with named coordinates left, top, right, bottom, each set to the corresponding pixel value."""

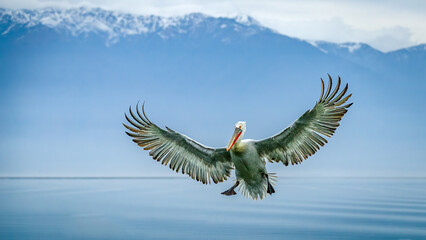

left=0, top=178, right=425, bottom=239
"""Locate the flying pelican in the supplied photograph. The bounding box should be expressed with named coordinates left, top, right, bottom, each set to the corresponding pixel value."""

left=123, top=76, right=352, bottom=199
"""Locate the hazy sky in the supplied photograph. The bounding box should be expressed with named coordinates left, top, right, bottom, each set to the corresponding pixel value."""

left=0, top=1, right=425, bottom=178
left=1, top=0, right=426, bottom=52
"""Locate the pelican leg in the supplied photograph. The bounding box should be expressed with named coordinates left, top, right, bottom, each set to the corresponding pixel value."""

left=264, top=174, right=275, bottom=195
left=221, top=181, right=239, bottom=196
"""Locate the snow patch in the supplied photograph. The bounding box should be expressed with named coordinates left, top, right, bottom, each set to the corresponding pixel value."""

left=338, top=42, right=362, bottom=53
left=307, top=40, right=328, bottom=53
left=235, top=15, right=250, bottom=25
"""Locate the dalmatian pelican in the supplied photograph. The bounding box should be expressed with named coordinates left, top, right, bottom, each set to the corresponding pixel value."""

left=123, top=75, right=352, bottom=199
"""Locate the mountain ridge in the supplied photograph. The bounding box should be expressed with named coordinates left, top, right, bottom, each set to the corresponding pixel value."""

left=0, top=7, right=265, bottom=45
left=1, top=7, right=424, bottom=53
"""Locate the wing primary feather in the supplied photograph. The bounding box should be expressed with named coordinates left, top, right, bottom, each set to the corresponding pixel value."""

left=142, top=102, right=153, bottom=124
left=125, top=113, right=143, bottom=129
left=129, top=106, right=147, bottom=127
left=136, top=101, right=150, bottom=125
left=331, top=83, right=348, bottom=103
left=319, top=78, right=325, bottom=102
left=325, top=76, right=341, bottom=102
left=323, top=74, right=333, bottom=100
left=335, top=94, right=352, bottom=106
left=342, top=103, right=353, bottom=108
left=125, top=131, right=141, bottom=138
left=122, top=123, right=140, bottom=133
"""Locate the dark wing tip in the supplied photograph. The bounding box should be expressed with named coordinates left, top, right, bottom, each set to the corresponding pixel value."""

left=344, top=102, right=354, bottom=108
left=165, top=126, right=175, bottom=132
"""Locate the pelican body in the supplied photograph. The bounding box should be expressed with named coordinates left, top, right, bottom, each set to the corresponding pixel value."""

left=222, top=122, right=275, bottom=198
left=124, top=76, right=352, bottom=199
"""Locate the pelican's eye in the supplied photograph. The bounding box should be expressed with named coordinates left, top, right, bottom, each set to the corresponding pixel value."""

left=239, top=126, right=242, bottom=129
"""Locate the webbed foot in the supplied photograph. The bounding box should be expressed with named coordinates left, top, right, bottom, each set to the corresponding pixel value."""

left=221, top=181, right=239, bottom=196
left=267, top=181, right=275, bottom=195
left=263, top=173, right=275, bottom=195
left=221, top=188, right=237, bottom=196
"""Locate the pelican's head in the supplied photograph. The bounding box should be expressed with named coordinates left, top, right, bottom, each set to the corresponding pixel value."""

left=226, top=121, right=246, bottom=151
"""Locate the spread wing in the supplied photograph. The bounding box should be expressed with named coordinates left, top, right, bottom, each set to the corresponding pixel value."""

left=255, top=75, right=352, bottom=166
left=123, top=103, right=233, bottom=184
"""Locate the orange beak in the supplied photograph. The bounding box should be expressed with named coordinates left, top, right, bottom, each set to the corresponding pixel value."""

left=226, top=128, right=242, bottom=151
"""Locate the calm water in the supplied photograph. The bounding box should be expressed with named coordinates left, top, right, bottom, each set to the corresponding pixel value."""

left=0, top=178, right=425, bottom=239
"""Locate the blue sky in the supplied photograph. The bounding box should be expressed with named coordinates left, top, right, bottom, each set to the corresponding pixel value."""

left=0, top=2, right=425, bottom=178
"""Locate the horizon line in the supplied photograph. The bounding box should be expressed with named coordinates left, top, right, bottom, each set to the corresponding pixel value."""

left=1, top=176, right=425, bottom=179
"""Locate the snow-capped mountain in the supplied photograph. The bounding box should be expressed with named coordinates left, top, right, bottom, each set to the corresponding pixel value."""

left=1, top=7, right=424, bottom=56
left=0, top=7, right=265, bottom=45
left=312, top=41, right=379, bottom=55
left=1, top=7, right=424, bottom=87
left=0, top=6, right=424, bottom=76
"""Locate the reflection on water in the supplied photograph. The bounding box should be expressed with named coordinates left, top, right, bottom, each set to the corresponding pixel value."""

left=0, top=178, right=425, bottom=239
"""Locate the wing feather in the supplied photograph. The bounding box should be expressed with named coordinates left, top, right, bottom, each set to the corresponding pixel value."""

left=123, top=103, right=233, bottom=184
left=255, top=76, right=352, bottom=165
